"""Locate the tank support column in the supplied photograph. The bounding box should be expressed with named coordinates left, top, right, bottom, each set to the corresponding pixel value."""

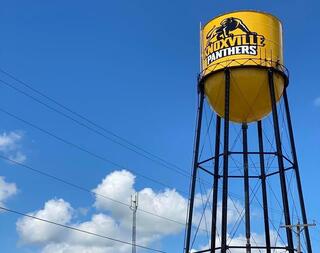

left=283, top=88, right=313, bottom=253
left=221, top=68, right=231, bottom=253
left=184, top=79, right=205, bottom=253
left=242, top=123, right=251, bottom=253
left=268, top=69, right=294, bottom=253
left=210, top=115, right=221, bottom=253
left=257, top=120, right=271, bottom=253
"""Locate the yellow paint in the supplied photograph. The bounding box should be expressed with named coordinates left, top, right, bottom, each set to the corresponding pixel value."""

left=201, top=11, right=286, bottom=123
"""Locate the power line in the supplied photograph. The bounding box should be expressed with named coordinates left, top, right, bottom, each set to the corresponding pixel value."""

left=0, top=205, right=166, bottom=253
left=0, top=81, right=215, bottom=190
left=0, top=150, right=258, bottom=236
left=0, top=106, right=186, bottom=193
left=0, top=68, right=305, bottom=252
left=0, top=106, right=227, bottom=233
left=0, top=69, right=235, bottom=192
left=2, top=105, right=289, bottom=242
left=0, top=153, right=188, bottom=228
left=0, top=69, right=189, bottom=177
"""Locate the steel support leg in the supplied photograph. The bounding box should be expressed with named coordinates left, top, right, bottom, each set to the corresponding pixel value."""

left=257, top=120, right=271, bottom=253
left=210, top=116, right=221, bottom=253
left=268, top=69, right=294, bottom=253
left=283, top=88, right=312, bottom=253
left=221, top=69, right=231, bottom=253
left=242, top=123, right=251, bottom=253
left=185, top=82, right=205, bottom=253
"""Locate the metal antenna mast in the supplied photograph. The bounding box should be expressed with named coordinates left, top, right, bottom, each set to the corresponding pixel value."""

left=130, top=193, right=139, bottom=253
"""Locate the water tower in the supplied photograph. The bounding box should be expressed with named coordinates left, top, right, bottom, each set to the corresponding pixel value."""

left=184, top=11, right=312, bottom=253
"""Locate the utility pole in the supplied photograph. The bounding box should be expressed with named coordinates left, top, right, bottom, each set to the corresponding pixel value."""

left=130, top=193, right=138, bottom=253
left=281, top=221, right=316, bottom=253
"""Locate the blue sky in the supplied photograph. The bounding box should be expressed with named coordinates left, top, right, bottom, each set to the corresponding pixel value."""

left=0, top=0, right=319, bottom=253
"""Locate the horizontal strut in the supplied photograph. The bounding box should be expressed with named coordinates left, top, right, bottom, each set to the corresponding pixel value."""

left=192, top=245, right=292, bottom=253
left=198, top=152, right=294, bottom=167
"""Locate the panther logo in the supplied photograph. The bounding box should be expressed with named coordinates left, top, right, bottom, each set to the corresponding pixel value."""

left=206, top=17, right=257, bottom=45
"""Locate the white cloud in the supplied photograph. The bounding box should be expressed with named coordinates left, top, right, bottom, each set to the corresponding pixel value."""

left=314, top=97, right=320, bottom=107
left=0, top=176, right=17, bottom=206
left=0, top=131, right=26, bottom=162
left=16, top=197, right=131, bottom=252
left=16, top=170, right=272, bottom=253
left=136, top=187, right=187, bottom=235
left=42, top=243, right=122, bottom=253
left=16, top=199, right=73, bottom=245
left=16, top=170, right=189, bottom=253
left=93, top=170, right=188, bottom=236
left=192, top=190, right=244, bottom=234
left=93, top=170, right=134, bottom=217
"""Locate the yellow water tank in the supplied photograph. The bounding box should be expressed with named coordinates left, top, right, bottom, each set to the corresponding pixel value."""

left=201, top=11, right=288, bottom=123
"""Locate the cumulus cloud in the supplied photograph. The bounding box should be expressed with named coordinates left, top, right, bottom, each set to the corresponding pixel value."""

left=16, top=170, right=189, bottom=253
left=93, top=170, right=135, bottom=217
left=17, top=198, right=128, bottom=253
left=42, top=243, right=125, bottom=253
left=16, top=170, right=266, bottom=253
left=17, top=199, right=73, bottom=245
left=314, top=97, right=320, bottom=107
left=0, top=131, right=26, bottom=162
left=0, top=176, right=17, bottom=206
left=93, top=170, right=188, bottom=236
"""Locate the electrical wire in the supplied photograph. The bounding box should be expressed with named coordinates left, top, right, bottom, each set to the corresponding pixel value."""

left=0, top=154, right=189, bottom=228
left=1, top=68, right=303, bottom=251
left=0, top=106, right=189, bottom=194
left=0, top=77, right=190, bottom=178
left=0, top=107, right=253, bottom=236
left=0, top=205, right=166, bottom=253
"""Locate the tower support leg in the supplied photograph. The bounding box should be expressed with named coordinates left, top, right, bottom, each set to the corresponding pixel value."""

left=257, top=120, right=271, bottom=253
left=210, top=116, right=221, bottom=253
left=283, top=89, right=312, bottom=252
left=184, top=80, right=205, bottom=253
left=221, top=68, right=231, bottom=253
left=268, top=69, right=294, bottom=253
left=242, top=123, right=251, bottom=253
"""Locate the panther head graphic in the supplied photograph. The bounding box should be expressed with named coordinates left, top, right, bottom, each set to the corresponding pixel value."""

left=206, top=17, right=257, bottom=44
